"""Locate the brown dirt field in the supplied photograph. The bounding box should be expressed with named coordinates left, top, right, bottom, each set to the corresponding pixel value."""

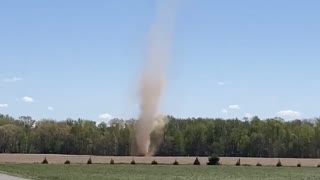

left=0, top=154, right=319, bottom=167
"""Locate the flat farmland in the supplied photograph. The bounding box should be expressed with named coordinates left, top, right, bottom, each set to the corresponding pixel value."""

left=0, top=154, right=319, bottom=167
left=0, top=154, right=320, bottom=180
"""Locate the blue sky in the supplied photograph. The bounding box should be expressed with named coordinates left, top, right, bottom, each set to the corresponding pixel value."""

left=1, top=0, right=319, bottom=121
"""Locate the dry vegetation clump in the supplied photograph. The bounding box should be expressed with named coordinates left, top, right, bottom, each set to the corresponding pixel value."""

left=130, top=158, right=136, bottom=165
left=207, top=156, right=220, bottom=165
left=151, top=160, right=158, bottom=165
left=235, top=159, right=241, bottom=166
left=173, top=159, right=179, bottom=165
left=110, top=159, right=115, bottom=164
left=41, top=157, right=48, bottom=164
left=193, top=157, right=200, bottom=165
left=276, top=159, right=282, bottom=167
left=64, top=160, right=71, bottom=164
left=87, top=157, right=92, bottom=164
left=297, top=162, right=301, bottom=167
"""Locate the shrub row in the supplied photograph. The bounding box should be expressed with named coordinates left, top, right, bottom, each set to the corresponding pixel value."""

left=39, top=157, right=320, bottom=167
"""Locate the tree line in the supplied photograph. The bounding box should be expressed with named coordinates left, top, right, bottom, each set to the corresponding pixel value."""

left=0, top=114, right=320, bottom=158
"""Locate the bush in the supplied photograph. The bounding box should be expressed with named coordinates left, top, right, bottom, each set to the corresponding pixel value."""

left=193, top=157, right=200, bottom=165
left=41, top=157, right=48, bottom=164
left=173, top=159, right=179, bottom=165
left=64, top=160, right=71, bottom=164
left=276, top=159, right=282, bottom=167
left=207, top=156, right=220, bottom=165
left=110, top=159, right=115, bottom=164
left=131, top=159, right=136, bottom=165
left=151, top=160, right=158, bottom=165
left=297, top=162, right=301, bottom=167
left=235, top=159, right=241, bottom=166
left=87, top=157, right=92, bottom=164
left=256, top=162, right=262, bottom=166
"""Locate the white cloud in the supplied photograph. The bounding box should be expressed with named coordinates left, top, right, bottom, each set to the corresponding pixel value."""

left=98, top=113, right=113, bottom=123
left=221, top=109, right=228, bottom=114
left=217, top=82, right=225, bottom=86
left=0, top=104, right=8, bottom=108
left=277, top=110, right=301, bottom=117
left=228, top=105, right=240, bottom=110
left=244, top=113, right=252, bottom=118
left=22, top=96, right=34, bottom=103
left=48, top=106, right=54, bottom=111
left=3, top=77, right=23, bottom=83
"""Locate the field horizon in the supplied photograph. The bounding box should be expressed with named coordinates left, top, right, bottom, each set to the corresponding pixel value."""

left=0, top=154, right=319, bottom=167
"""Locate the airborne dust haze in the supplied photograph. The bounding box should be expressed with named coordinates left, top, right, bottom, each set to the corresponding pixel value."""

left=135, top=0, right=177, bottom=156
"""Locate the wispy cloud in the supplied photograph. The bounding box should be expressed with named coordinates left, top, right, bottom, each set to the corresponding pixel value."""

left=244, top=113, right=252, bottom=118
left=98, top=113, right=113, bottom=123
left=0, top=104, right=8, bottom=108
left=228, top=105, right=240, bottom=110
left=217, top=82, right=225, bottom=86
left=221, top=109, right=228, bottom=114
left=277, top=110, right=301, bottom=117
left=3, top=77, right=23, bottom=83
left=48, top=106, right=54, bottom=111
left=22, top=96, right=34, bottom=103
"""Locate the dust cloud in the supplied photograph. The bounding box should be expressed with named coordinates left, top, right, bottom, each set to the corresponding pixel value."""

left=134, top=0, right=177, bottom=156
